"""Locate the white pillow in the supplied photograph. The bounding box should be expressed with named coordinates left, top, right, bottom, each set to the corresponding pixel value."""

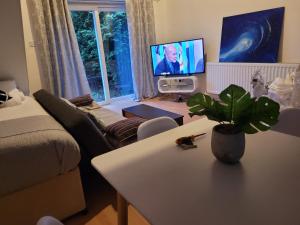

left=9, top=89, right=24, bottom=102
left=0, top=80, right=17, bottom=92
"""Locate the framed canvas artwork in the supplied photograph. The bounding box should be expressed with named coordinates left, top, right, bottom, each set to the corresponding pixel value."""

left=219, top=7, right=285, bottom=63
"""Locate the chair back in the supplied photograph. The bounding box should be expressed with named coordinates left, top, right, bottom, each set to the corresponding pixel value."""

left=271, top=108, right=300, bottom=137
left=37, top=216, right=64, bottom=225
left=137, top=116, right=179, bottom=140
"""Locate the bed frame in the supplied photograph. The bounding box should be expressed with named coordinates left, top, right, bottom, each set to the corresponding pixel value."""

left=0, top=167, right=86, bottom=225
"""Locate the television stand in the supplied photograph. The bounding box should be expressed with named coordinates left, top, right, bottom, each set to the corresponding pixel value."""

left=157, top=76, right=198, bottom=94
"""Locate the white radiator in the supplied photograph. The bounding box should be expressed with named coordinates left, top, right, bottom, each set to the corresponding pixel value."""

left=206, top=62, right=299, bottom=94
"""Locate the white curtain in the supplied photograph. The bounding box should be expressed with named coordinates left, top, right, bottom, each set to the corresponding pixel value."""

left=126, top=0, right=157, bottom=100
left=26, top=0, right=91, bottom=98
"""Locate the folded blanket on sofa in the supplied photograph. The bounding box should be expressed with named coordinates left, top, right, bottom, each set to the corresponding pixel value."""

left=69, top=94, right=93, bottom=107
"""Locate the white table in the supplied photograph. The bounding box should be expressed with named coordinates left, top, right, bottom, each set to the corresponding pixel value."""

left=92, top=118, right=300, bottom=225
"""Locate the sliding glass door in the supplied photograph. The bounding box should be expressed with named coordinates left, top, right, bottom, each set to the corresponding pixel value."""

left=71, top=11, right=106, bottom=101
left=71, top=6, right=133, bottom=103
left=99, top=11, right=133, bottom=98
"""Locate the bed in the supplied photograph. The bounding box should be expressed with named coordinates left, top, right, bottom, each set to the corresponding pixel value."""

left=0, top=83, right=145, bottom=225
left=0, top=90, right=86, bottom=225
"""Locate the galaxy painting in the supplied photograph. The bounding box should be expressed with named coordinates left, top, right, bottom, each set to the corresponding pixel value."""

left=219, top=7, right=284, bottom=63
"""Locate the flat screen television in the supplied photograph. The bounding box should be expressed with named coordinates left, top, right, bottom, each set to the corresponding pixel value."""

left=150, top=38, right=205, bottom=77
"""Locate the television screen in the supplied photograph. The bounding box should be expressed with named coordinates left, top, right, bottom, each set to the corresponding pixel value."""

left=150, top=38, right=205, bottom=76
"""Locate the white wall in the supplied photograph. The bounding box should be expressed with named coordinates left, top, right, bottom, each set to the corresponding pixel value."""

left=153, top=0, right=300, bottom=91
left=153, top=0, right=300, bottom=62
left=0, top=0, right=28, bottom=94
left=19, top=0, right=300, bottom=94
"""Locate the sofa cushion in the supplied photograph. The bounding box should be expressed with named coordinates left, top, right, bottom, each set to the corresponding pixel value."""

left=86, top=112, right=106, bottom=132
left=33, top=89, right=113, bottom=157
left=85, top=107, right=126, bottom=127
left=105, top=117, right=147, bottom=147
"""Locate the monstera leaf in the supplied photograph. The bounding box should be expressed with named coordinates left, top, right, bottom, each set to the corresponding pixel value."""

left=187, top=84, right=280, bottom=134
left=219, top=84, right=255, bottom=124
left=242, top=97, right=280, bottom=134
left=187, top=93, right=226, bottom=122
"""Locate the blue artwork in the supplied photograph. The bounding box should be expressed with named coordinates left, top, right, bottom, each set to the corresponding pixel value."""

left=219, top=7, right=284, bottom=63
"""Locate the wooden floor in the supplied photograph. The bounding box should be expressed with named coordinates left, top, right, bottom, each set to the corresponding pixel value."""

left=64, top=171, right=150, bottom=225
left=104, top=94, right=201, bottom=124
left=64, top=96, right=201, bottom=225
left=86, top=205, right=150, bottom=225
left=143, top=94, right=200, bottom=124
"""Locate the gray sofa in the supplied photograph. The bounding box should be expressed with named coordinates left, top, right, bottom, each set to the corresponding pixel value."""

left=33, top=89, right=114, bottom=159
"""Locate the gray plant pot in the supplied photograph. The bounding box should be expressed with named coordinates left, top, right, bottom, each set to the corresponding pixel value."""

left=211, top=124, right=245, bottom=164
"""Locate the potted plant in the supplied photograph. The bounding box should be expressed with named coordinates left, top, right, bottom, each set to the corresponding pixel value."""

left=187, top=84, right=280, bottom=164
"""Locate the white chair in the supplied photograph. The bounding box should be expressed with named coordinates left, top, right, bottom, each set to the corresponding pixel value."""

left=271, top=108, right=300, bottom=137
left=36, top=216, right=64, bottom=225
left=137, top=116, right=179, bottom=140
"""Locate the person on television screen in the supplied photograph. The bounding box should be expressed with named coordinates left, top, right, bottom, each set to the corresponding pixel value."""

left=155, top=44, right=180, bottom=75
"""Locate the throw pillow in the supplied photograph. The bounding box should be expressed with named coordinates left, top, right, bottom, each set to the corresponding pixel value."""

left=105, top=117, right=147, bottom=147
left=69, top=94, right=93, bottom=107
left=0, top=90, right=12, bottom=105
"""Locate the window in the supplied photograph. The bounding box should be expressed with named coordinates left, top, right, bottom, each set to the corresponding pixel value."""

left=99, top=11, right=133, bottom=98
left=70, top=3, right=133, bottom=103
left=71, top=11, right=105, bottom=101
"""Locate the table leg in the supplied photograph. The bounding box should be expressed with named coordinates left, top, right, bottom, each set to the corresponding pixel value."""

left=117, top=192, right=128, bottom=225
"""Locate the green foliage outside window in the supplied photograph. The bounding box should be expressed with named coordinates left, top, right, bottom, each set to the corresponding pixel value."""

left=71, top=11, right=99, bottom=77
left=71, top=11, right=133, bottom=100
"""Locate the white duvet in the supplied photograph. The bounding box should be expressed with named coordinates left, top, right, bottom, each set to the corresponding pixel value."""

left=0, top=96, right=47, bottom=121
left=0, top=96, right=81, bottom=197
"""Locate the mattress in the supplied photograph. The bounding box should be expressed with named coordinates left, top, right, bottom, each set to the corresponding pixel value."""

left=0, top=97, right=81, bottom=197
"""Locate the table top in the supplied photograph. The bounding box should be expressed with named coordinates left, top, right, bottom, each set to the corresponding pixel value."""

left=92, top=118, right=300, bottom=225
left=122, top=104, right=183, bottom=120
